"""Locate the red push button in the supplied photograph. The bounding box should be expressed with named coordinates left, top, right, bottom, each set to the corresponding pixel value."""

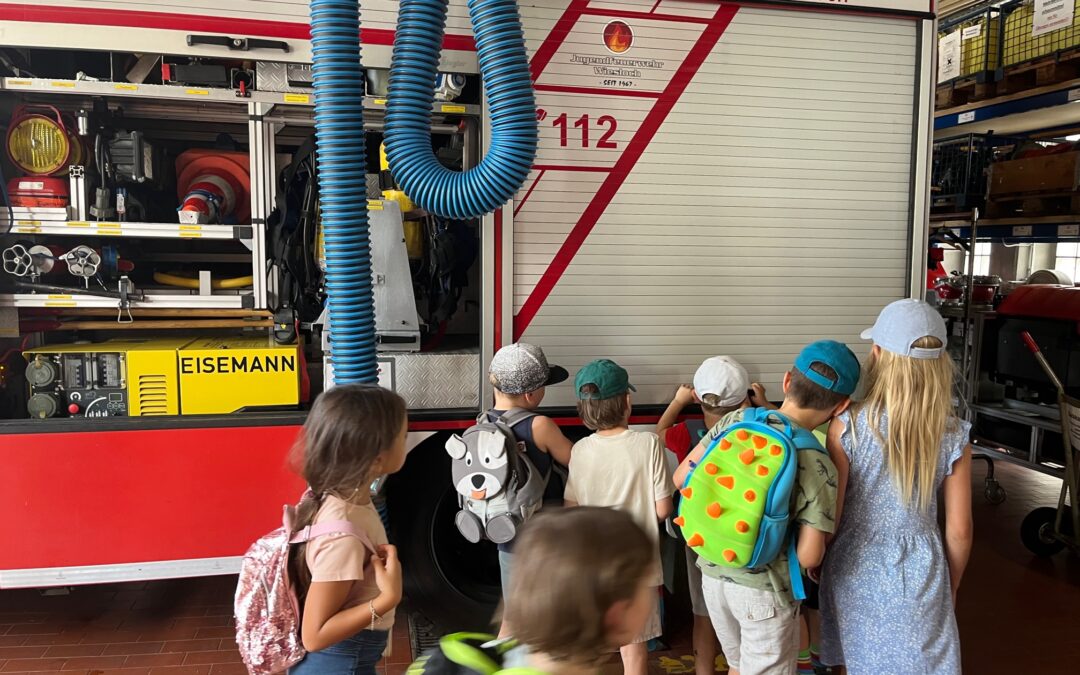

left=68, top=403, right=80, bottom=414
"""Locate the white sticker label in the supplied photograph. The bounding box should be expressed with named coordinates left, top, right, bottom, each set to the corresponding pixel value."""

left=958, top=111, right=976, bottom=123
left=938, top=31, right=962, bottom=82
left=1060, top=224, right=1080, bottom=237
left=18, top=181, right=44, bottom=190
left=1034, top=0, right=1075, bottom=37
left=962, top=25, right=982, bottom=40
left=1012, top=225, right=1034, bottom=236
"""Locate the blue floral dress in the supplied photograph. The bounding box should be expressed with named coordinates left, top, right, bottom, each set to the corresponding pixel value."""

left=819, top=409, right=969, bottom=675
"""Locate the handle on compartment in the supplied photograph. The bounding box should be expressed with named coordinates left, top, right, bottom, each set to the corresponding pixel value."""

left=186, top=34, right=290, bottom=53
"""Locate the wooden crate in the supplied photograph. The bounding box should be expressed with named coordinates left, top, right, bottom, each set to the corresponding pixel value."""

left=986, top=150, right=1080, bottom=217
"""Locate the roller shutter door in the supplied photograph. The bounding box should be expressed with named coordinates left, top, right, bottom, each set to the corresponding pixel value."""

left=512, top=1, right=920, bottom=406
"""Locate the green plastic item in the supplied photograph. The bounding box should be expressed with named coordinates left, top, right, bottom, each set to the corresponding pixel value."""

left=675, top=423, right=790, bottom=568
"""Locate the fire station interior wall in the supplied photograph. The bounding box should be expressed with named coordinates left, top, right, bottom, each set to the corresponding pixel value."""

left=513, top=2, right=918, bottom=406
left=0, top=0, right=478, bottom=71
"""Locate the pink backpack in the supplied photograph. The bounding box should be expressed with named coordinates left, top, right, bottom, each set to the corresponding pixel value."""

left=234, top=504, right=374, bottom=674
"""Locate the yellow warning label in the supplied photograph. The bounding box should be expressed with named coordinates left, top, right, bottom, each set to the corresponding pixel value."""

left=47, top=295, right=73, bottom=300
left=15, top=226, right=41, bottom=234
left=179, top=225, right=202, bottom=231
left=45, top=302, right=77, bottom=307
left=7, top=79, right=31, bottom=86
left=186, top=89, right=210, bottom=96
left=66, top=221, right=90, bottom=227
left=367, top=200, right=384, bottom=211
left=440, top=104, right=467, bottom=114
left=374, top=98, right=387, bottom=105
left=115, top=84, right=138, bottom=91
left=284, top=93, right=310, bottom=104
left=17, top=220, right=41, bottom=227
left=51, top=81, right=75, bottom=88
left=179, top=232, right=203, bottom=239
left=97, top=228, right=122, bottom=236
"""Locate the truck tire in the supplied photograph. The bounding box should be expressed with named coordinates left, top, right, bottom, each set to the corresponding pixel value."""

left=386, top=435, right=502, bottom=631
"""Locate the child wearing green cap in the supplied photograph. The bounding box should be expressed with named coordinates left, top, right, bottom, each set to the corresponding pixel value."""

left=563, top=359, right=673, bottom=675
left=671, top=340, right=860, bottom=675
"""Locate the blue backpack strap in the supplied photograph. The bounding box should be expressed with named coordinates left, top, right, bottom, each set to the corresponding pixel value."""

left=788, top=536, right=807, bottom=602
left=751, top=408, right=822, bottom=601
left=791, top=426, right=825, bottom=453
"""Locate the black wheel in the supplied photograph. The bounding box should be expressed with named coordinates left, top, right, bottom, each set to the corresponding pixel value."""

left=984, top=479, right=1007, bottom=505
left=386, top=435, right=501, bottom=632
left=1021, top=507, right=1066, bottom=557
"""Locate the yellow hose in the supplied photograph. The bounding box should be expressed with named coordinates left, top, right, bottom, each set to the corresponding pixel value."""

left=153, top=271, right=254, bottom=290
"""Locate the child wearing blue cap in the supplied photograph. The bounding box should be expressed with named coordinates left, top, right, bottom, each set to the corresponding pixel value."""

left=672, top=340, right=860, bottom=675
left=818, top=300, right=973, bottom=675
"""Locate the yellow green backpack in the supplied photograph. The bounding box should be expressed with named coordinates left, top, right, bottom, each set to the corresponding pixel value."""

left=673, top=408, right=824, bottom=600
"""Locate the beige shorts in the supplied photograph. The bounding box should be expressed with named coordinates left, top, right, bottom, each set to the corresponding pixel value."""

left=700, top=575, right=799, bottom=675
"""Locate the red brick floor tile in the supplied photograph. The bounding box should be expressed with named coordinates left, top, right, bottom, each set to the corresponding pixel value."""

left=147, top=666, right=212, bottom=675
left=123, top=653, right=186, bottom=669
left=0, top=626, right=11, bottom=635
left=60, top=654, right=129, bottom=670
left=1, top=657, right=68, bottom=671
left=4, top=625, right=60, bottom=637
left=0, top=649, right=45, bottom=661
left=42, top=644, right=106, bottom=658
left=80, top=630, right=144, bottom=645
left=135, top=628, right=198, bottom=643
left=21, top=632, right=86, bottom=647
left=95, top=669, right=152, bottom=675
left=171, top=617, right=230, bottom=630
left=207, top=665, right=247, bottom=675
left=181, top=650, right=241, bottom=666
left=160, top=640, right=220, bottom=655
left=102, top=642, right=164, bottom=656
left=190, top=629, right=232, bottom=641
left=0, top=639, right=27, bottom=649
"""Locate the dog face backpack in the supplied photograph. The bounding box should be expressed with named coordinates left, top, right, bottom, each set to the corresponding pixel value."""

left=445, top=408, right=546, bottom=544
left=673, top=408, right=824, bottom=600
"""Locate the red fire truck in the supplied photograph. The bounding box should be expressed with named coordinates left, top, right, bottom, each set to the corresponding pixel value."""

left=0, top=0, right=934, bottom=627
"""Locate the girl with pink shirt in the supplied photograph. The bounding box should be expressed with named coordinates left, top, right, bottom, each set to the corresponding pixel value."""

left=287, top=384, right=409, bottom=675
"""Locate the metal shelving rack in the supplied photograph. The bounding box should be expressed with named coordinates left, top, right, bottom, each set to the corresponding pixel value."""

left=931, top=210, right=985, bottom=412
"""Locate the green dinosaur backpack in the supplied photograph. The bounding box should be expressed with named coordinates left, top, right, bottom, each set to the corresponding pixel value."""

left=673, top=408, right=824, bottom=600
left=407, top=633, right=544, bottom=675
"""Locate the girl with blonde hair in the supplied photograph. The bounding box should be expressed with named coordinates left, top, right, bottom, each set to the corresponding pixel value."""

left=819, top=299, right=973, bottom=675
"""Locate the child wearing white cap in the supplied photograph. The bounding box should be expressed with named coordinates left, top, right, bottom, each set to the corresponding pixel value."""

left=657, top=356, right=771, bottom=675
left=818, top=299, right=973, bottom=675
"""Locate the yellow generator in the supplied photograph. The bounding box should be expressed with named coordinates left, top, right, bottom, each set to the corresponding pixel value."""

left=23, top=337, right=299, bottom=419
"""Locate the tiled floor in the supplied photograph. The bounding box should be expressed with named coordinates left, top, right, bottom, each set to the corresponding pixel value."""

left=0, top=461, right=1077, bottom=674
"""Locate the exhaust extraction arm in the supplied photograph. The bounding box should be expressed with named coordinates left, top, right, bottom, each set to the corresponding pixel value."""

left=310, top=0, right=538, bottom=384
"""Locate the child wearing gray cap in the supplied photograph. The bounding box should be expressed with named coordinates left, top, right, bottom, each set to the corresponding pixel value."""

left=486, top=342, right=573, bottom=634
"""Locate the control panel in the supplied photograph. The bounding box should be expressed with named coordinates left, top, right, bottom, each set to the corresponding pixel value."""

left=26, top=352, right=128, bottom=419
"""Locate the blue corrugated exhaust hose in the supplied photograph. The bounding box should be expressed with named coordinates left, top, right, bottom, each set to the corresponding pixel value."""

left=384, top=0, right=539, bottom=220
left=310, top=0, right=378, bottom=384
left=311, top=0, right=536, bottom=383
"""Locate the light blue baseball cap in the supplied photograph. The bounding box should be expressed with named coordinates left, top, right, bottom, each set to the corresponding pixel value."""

left=861, top=299, right=947, bottom=359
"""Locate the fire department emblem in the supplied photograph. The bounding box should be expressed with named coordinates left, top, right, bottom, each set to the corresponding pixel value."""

left=603, top=21, right=633, bottom=54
